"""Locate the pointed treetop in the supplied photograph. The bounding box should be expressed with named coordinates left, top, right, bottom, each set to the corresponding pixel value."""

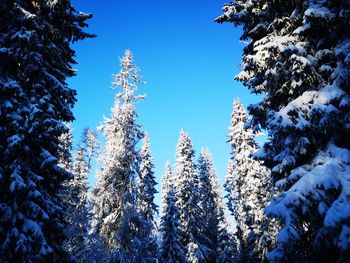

left=162, top=161, right=173, bottom=193
left=176, top=129, right=194, bottom=157
left=82, top=128, right=100, bottom=159
left=200, top=147, right=213, bottom=161
left=231, top=98, right=249, bottom=124
left=112, top=49, right=145, bottom=103
left=141, top=132, right=150, bottom=151
left=228, top=98, right=256, bottom=154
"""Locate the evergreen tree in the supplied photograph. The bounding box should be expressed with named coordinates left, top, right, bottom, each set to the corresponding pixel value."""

left=197, top=148, right=221, bottom=258
left=63, top=146, right=90, bottom=260
left=217, top=1, right=350, bottom=261
left=224, top=99, right=272, bottom=262
left=61, top=128, right=99, bottom=261
left=82, top=127, right=100, bottom=170
left=58, top=123, right=74, bottom=172
left=92, top=50, right=146, bottom=262
left=0, top=1, right=92, bottom=261
left=198, top=148, right=237, bottom=262
left=161, top=161, right=173, bottom=216
left=174, top=130, right=210, bottom=262
left=137, top=133, right=158, bottom=261
left=216, top=186, right=237, bottom=263
left=159, top=162, right=186, bottom=263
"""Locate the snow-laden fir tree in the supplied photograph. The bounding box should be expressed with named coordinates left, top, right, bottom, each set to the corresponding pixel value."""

left=137, top=133, right=158, bottom=261
left=216, top=179, right=237, bottom=263
left=92, top=50, right=146, bottom=262
left=82, top=127, right=100, bottom=170
left=159, top=162, right=186, bottom=263
left=174, top=130, right=211, bottom=262
left=217, top=1, right=350, bottom=261
left=58, top=123, right=74, bottom=172
left=161, top=161, right=173, bottom=215
left=224, top=99, right=272, bottom=262
left=63, top=146, right=90, bottom=259
left=216, top=208, right=237, bottom=263
left=197, top=148, right=221, bottom=258
left=198, top=148, right=237, bottom=262
left=61, top=128, right=99, bottom=261
left=0, top=1, right=93, bottom=261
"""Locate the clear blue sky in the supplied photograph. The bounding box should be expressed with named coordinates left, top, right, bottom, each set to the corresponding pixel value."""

left=68, top=0, right=261, bottom=204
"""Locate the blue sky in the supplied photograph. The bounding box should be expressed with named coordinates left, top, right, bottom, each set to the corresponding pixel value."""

left=69, top=0, right=261, bottom=204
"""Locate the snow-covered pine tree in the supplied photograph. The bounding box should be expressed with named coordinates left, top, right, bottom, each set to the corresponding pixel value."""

left=137, top=133, right=158, bottom=261
left=216, top=182, right=237, bottom=263
left=61, top=127, right=99, bottom=261
left=161, top=161, right=173, bottom=216
left=82, top=127, right=100, bottom=171
left=174, top=130, right=211, bottom=262
left=217, top=1, right=350, bottom=261
left=159, top=162, right=186, bottom=263
left=58, top=123, right=74, bottom=172
left=92, top=50, right=146, bottom=262
left=197, top=148, right=221, bottom=258
left=0, top=1, right=93, bottom=261
left=224, top=99, right=272, bottom=262
left=63, top=146, right=90, bottom=260
left=198, top=148, right=237, bottom=262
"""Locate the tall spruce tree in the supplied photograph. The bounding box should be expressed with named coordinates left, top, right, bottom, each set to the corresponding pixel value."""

left=161, top=161, right=173, bottom=216
left=92, top=50, right=146, bottom=262
left=159, top=162, right=186, bottom=263
left=217, top=1, right=350, bottom=262
left=82, top=127, right=100, bottom=171
left=198, top=148, right=237, bottom=262
left=225, top=99, right=272, bottom=262
left=216, top=199, right=237, bottom=263
left=197, top=148, right=221, bottom=258
left=61, top=128, right=99, bottom=261
left=58, top=123, right=74, bottom=172
left=174, top=130, right=210, bottom=262
left=0, top=1, right=92, bottom=261
left=137, top=133, right=158, bottom=261
left=63, top=146, right=90, bottom=260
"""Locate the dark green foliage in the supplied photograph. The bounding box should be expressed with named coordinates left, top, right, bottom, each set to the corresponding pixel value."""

left=0, top=0, right=93, bottom=261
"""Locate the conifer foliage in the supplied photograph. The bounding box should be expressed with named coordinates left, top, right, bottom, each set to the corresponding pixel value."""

left=137, top=133, right=159, bottom=260
left=174, top=131, right=211, bottom=262
left=198, top=148, right=237, bottom=262
left=0, top=1, right=92, bottom=261
left=61, top=128, right=99, bottom=261
left=58, top=123, right=74, bottom=172
left=217, top=1, right=350, bottom=262
left=159, top=162, right=186, bottom=263
left=82, top=127, right=100, bottom=170
left=225, top=99, right=272, bottom=262
left=197, top=148, right=221, bottom=258
left=63, top=146, right=89, bottom=258
left=91, top=50, right=148, bottom=262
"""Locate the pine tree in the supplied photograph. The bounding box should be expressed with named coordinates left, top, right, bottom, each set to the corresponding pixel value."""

left=216, top=187, right=237, bottom=263
left=92, top=50, right=146, bottom=262
left=174, top=130, right=210, bottom=262
left=217, top=1, right=350, bottom=261
left=161, top=161, right=173, bottom=216
left=58, top=123, right=74, bottom=172
left=63, top=146, right=90, bottom=259
left=224, top=99, right=272, bottom=262
left=197, top=148, right=221, bottom=258
left=61, top=128, right=99, bottom=261
left=0, top=1, right=92, bottom=261
left=198, top=148, right=238, bottom=262
left=137, top=133, right=158, bottom=261
left=82, top=127, right=100, bottom=171
left=159, top=162, right=186, bottom=263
